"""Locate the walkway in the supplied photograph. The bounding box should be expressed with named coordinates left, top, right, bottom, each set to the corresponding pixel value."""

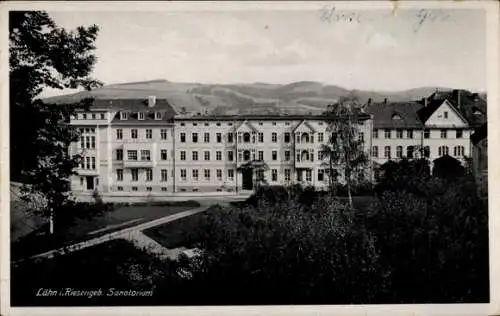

left=15, top=204, right=212, bottom=264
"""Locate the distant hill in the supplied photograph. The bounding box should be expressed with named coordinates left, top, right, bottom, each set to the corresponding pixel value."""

left=43, top=79, right=477, bottom=115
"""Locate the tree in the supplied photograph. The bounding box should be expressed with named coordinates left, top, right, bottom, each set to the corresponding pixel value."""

left=321, top=96, right=369, bottom=207
left=432, top=155, right=466, bottom=179
left=10, top=11, right=102, bottom=234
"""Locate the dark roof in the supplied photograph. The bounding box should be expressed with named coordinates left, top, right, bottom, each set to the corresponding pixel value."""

left=365, top=102, right=424, bottom=128
left=174, top=113, right=372, bottom=121
left=94, top=98, right=178, bottom=123
left=471, top=123, right=487, bottom=145
left=424, top=89, right=487, bottom=127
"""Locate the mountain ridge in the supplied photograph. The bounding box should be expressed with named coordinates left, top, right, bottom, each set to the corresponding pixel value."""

left=43, top=80, right=483, bottom=115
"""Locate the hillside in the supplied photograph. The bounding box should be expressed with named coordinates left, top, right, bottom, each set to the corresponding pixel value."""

left=43, top=80, right=465, bottom=115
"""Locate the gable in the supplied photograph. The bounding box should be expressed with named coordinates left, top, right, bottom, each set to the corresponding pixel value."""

left=294, top=120, right=317, bottom=133
left=236, top=120, right=258, bottom=133
left=424, top=100, right=469, bottom=128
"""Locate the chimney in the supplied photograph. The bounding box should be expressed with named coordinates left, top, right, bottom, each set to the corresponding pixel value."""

left=368, top=98, right=372, bottom=105
left=384, top=98, right=388, bottom=104
left=148, top=96, right=156, bottom=107
left=422, top=97, right=428, bottom=107
left=452, top=90, right=461, bottom=110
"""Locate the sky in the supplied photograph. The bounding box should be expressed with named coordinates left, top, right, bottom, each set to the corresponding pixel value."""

left=42, top=6, right=486, bottom=97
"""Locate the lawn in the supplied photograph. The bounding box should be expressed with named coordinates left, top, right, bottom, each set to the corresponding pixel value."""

left=11, top=239, right=175, bottom=306
left=11, top=200, right=200, bottom=260
left=142, top=206, right=218, bottom=249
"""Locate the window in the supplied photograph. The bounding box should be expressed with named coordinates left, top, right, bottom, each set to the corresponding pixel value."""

left=424, top=129, right=430, bottom=139
left=284, top=133, right=291, bottom=143
left=228, top=133, right=234, bottom=143
left=258, top=151, right=264, bottom=161
left=100, top=113, right=105, bottom=120
left=243, top=150, right=251, bottom=161
left=407, top=130, right=413, bottom=139
left=444, top=111, right=448, bottom=119
left=440, top=129, right=447, bottom=139
left=407, top=146, right=414, bottom=158
left=272, top=151, right=277, bottom=161
left=204, top=132, right=210, bottom=143
left=120, top=112, right=128, bottom=120
left=155, top=112, right=162, bottom=120
left=85, top=136, right=90, bottom=148
left=284, top=150, right=291, bottom=161
left=192, top=133, right=198, bottom=143
left=114, top=149, right=122, bottom=161
left=318, top=133, right=324, bottom=142
left=358, top=132, right=364, bottom=142
left=192, top=169, right=199, bottom=181
left=204, top=151, right=210, bottom=161
left=396, top=129, right=403, bottom=139
left=204, top=169, right=210, bottom=180
left=243, top=133, right=251, bottom=143
left=384, top=146, right=391, bottom=158
left=272, top=132, right=277, bottom=143
left=127, top=150, right=137, bottom=161
left=193, top=123, right=197, bottom=126
left=272, top=169, right=278, bottom=182
left=146, top=129, right=152, bottom=139
left=438, top=145, right=449, bottom=156
left=141, top=150, right=151, bottom=161
left=228, top=151, right=234, bottom=161
left=146, top=169, right=153, bottom=182
left=216, top=151, right=222, bottom=161
left=86, top=157, right=90, bottom=169
left=318, top=169, right=325, bottom=181
left=80, top=136, right=84, bottom=148
left=258, top=132, right=264, bottom=142
left=204, top=123, right=209, bottom=126
left=216, top=133, right=222, bottom=143
left=146, top=187, right=152, bottom=192
left=138, top=112, right=145, bottom=120
left=384, top=129, right=391, bottom=139
left=454, top=146, right=465, bottom=157
left=456, top=129, right=463, bottom=139
left=91, top=157, right=96, bottom=169
left=161, top=169, right=168, bottom=182
left=161, top=187, right=167, bottom=192
left=161, top=149, right=168, bottom=160
left=117, top=186, right=123, bottom=191
left=424, top=146, right=430, bottom=158
left=396, top=146, right=403, bottom=158
left=373, top=129, right=378, bottom=139
left=305, top=170, right=312, bottom=182
left=180, top=151, right=186, bottom=160
left=180, top=133, right=186, bottom=143
left=131, top=169, right=138, bottom=181
left=132, top=187, right=138, bottom=191
left=217, top=169, right=222, bottom=180
left=131, top=129, right=138, bottom=139
left=160, top=129, right=167, bottom=140
left=116, top=129, right=123, bottom=140
left=371, top=146, right=378, bottom=158
left=228, top=169, right=234, bottom=180
left=180, top=123, right=185, bottom=126
left=180, top=169, right=187, bottom=180
left=117, top=169, right=123, bottom=181
left=90, top=137, right=96, bottom=149
left=284, top=169, right=291, bottom=181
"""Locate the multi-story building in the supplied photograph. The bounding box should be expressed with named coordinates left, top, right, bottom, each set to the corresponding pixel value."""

left=366, top=89, right=483, bottom=176
left=68, top=97, right=373, bottom=195
left=68, top=89, right=485, bottom=196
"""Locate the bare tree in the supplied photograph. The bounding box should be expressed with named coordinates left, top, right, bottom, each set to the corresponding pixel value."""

left=321, top=96, right=369, bottom=207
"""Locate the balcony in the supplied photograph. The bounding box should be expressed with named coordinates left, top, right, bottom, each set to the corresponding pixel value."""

left=295, top=160, right=315, bottom=169
left=123, top=159, right=155, bottom=168
left=76, top=168, right=99, bottom=176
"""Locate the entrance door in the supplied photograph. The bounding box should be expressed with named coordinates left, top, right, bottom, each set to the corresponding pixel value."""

left=242, top=169, right=253, bottom=190
left=86, top=176, right=94, bottom=190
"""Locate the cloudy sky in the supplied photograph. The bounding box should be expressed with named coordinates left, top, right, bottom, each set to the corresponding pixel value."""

left=43, top=6, right=486, bottom=96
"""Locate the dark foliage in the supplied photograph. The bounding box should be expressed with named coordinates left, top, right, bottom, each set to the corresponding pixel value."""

left=432, top=155, right=466, bottom=179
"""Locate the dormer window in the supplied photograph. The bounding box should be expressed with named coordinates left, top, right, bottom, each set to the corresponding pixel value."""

left=444, top=111, right=448, bottom=119
left=392, top=113, right=402, bottom=120
left=155, top=112, right=162, bottom=120
left=138, top=112, right=145, bottom=120
left=120, top=112, right=128, bottom=120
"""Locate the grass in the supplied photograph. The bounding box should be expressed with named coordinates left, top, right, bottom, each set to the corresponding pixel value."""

left=11, top=239, right=175, bottom=306
left=143, top=205, right=219, bottom=249
left=11, top=200, right=201, bottom=260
